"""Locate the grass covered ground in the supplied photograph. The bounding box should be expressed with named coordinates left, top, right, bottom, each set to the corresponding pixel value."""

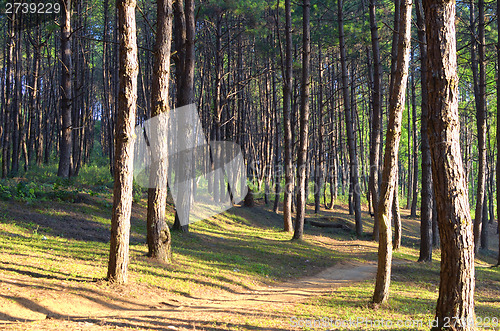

left=0, top=164, right=499, bottom=330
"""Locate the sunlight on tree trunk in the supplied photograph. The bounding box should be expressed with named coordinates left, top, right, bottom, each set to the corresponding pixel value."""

left=338, top=0, right=362, bottom=237
left=57, top=0, right=73, bottom=178
left=292, top=0, right=311, bottom=241
left=282, top=0, right=294, bottom=232
left=107, top=0, right=138, bottom=284
left=372, top=0, right=411, bottom=305
left=471, top=0, right=486, bottom=254
left=423, top=0, right=476, bottom=328
left=416, top=0, right=432, bottom=263
left=368, top=0, right=382, bottom=242
left=146, top=0, right=173, bottom=263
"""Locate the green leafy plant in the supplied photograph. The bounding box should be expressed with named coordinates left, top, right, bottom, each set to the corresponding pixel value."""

left=0, top=183, right=13, bottom=201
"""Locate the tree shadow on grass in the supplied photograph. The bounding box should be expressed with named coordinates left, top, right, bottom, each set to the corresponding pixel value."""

left=0, top=262, right=95, bottom=283
left=2, top=200, right=144, bottom=244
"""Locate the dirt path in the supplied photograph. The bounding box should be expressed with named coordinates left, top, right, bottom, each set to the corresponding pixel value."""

left=0, top=260, right=377, bottom=330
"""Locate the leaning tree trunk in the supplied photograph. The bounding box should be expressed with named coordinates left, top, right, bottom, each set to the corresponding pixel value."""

left=416, top=0, right=432, bottom=262
left=423, top=0, right=476, bottom=328
left=338, top=0, right=362, bottom=237
left=107, top=0, right=138, bottom=284
left=58, top=0, right=73, bottom=178
left=146, top=0, right=173, bottom=263
left=372, top=0, right=411, bottom=305
left=282, top=0, right=294, bottom=232
left=292, top=0, right=311, bottom=241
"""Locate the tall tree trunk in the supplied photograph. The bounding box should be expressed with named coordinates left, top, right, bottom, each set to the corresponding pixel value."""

left=410, top=48, right=418, bottom=217
left=147, top=0, right=173, bottom=263
left=387, top=0, right=402, bottom=234
left=487, top=131, right=494, bottom=224
left=58, top=0, right=73, bottom=178
left=2, top=13, right=15, bottom=178
left=27, top=28, right=39, bottom=168
left=30, top=27, right=43, bottom=166
left=292, top=0, right=311, bottom=241
left=102, top=0, right=114, bottom=175
left=107, top=0, right=138, bottom=284
left=369, top=0, right=382, bottom=241
left=272, top=68, right=281, bottom=214
left=372, top=0, right=411, bottom=305
left=172, top=0, right=195, bottom=232
left=473, top=0, right=487, bottom=254
left=314, top=42, right=324, bottom=214
left=423, top=0, right=476, bottom=328
left=338, top=0, right=362, bottom=237
left=71, top=0, right=82, bottom=176
left=212, top=13, right=223, bottom=207
left=11, top=15, right=21, bottom=176
left=327, top=60, right=338, bottom=210
left=282, top=0, right=293, bottom=232
left=416, top=0, right=432, bottom=262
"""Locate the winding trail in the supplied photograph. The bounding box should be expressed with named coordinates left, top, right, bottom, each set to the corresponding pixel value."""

left=0, top=260, right=377, bottom=330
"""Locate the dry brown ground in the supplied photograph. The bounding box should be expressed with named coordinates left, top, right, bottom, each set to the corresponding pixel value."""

left=0, top=258, right=377, bottom=330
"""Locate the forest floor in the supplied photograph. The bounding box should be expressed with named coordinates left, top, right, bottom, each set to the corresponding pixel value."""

left=0, top=175, right=500, bottom=330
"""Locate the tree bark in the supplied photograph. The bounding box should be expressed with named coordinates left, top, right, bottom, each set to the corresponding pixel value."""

left=146, top=0, right=173, bottom=263
left=481, top=193, right=488, bottom=250
left=416, top=0, right=432, bottom=262
left=338, top=0, right=362, bottom=237
left=393, top=174, right=401, bottom=250
left=292, top=0, right=311, bottom=241
left=372, top=0, right=411, bottom=305
left=172, top=0, right=195, bottom=232
left=423, top=0, right=476, bottom=328
left=369, top=0, right=382, bottom=241
left=282, top=0, right=294, bottom=232
left=314, top=42, right=324, bottom=214
left=107, top=0, right=138, bottom=284
left=10, top=15, right=21, bottom=176
left=272, top=68, right=281, bottom=214
left=470, top=0, right=486, bottom=253
left=2, top=13, right=15, bottom=178
left=472, top=0, right=486, bottom=254
left=410, top=48, right=418, bottom=217
left=58, top=0, right=73, bottom=178
left=29, top=26, right=43, bottom=166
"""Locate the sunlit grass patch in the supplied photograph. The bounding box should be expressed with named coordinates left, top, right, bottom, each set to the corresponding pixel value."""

left=294, top=279, right=435, bottom=330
